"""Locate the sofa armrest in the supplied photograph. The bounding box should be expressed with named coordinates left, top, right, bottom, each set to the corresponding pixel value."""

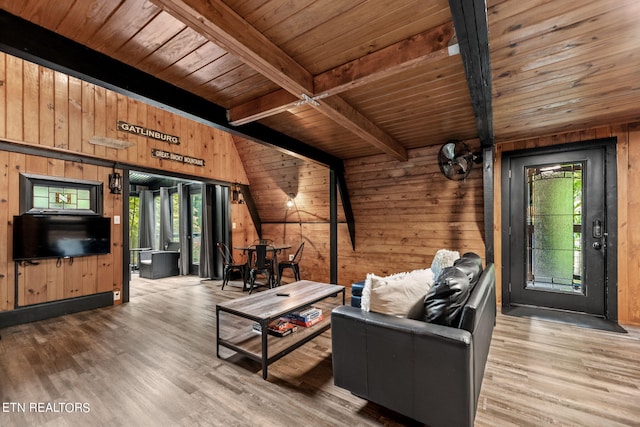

left=331, top=306, right=475, bottom=427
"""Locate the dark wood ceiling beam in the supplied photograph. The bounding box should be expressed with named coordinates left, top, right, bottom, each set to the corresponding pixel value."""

left=228, top=21, right=457, bottom=127
left=449, top=0, right=494, bottom=147
left=449, top=0, right=494, bottom=265
left=151, top=0, right=407, bottom=161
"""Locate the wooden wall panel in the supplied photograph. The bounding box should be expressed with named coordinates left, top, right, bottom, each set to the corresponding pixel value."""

left=234, top=137, right=342, bottom=284
left=6, top=55, right=23, bottom=141
left=234, top=137, right=342, bottom=224
left=626, top=124, right=640, bottom=325
left=262, top=223, right=332, bottom=284
left=23, top=61, right=39, bottom=144
left=0, top=151, right=9, bottom=310
left=340, top=144, right=485, bottom=286
left=0, top=53, right=250, bottom=182
left=236, top=136, right=486, bottom=288
left=12, top=158, right=121, bottom=308
left=494, top=123, right=640, bottom=326
left=230, top=203, right=259, bottom=262
left=0, top=53, right=5, bottom=138
left=0, top=53, right=252, bottom=313
left=54, top=71, right=69, bottom=149
left=39, top=67, right=55, bottom=148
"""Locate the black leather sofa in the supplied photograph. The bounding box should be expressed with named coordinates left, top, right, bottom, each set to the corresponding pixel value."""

left=331, top=263, right=496, bottom=427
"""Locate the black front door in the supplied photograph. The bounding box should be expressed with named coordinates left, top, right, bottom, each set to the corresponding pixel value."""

left=502, top=139, right=617, bottom=317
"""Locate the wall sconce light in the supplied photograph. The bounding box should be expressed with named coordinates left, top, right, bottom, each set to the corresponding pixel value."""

left=231, top=183, right=244, bottom=204
left=109, top=169, right=122, bottom=194
left=286, top=193, right=295, bottom=209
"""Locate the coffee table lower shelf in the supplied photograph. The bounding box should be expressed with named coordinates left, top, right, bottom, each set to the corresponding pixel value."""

left=218, top=317, right=331, bottom=369
left=215, top=280, right=345, bottom=379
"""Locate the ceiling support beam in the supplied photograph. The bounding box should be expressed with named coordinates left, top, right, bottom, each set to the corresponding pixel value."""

left=449, top=0, right=494, bottom=147
left=238, top=183, right=261, bottom=238
left=228, top=21, right=457, bottom=127
left=329, top=169, right=338, bottom=284
left=314, top=21, right=456, bottom=96
left=150, top=0, right=312, bottom=96
left=317, top=97, right=407, bottom=161
left=482, top=146, right=494, bottom=263
left=227, top=91, right=300, bottom=126
left=335, top=166, right=356, bottom=251
left=151, top=0, right=407, bottom=161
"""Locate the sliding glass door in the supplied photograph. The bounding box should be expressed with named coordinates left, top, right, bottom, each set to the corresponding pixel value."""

left=189, top=185, right=202, bottom=275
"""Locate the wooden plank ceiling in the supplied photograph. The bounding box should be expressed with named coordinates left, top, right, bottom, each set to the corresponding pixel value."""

left=1, top=0, right=639, bottom=161
left=489, top=0, right=640, bottom=141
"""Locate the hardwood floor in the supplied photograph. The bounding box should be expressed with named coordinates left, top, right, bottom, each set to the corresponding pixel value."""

left=1, top=276, right=639, bottom=426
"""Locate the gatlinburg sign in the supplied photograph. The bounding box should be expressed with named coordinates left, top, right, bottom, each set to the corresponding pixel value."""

left=117, top=120, right=180, bottom=145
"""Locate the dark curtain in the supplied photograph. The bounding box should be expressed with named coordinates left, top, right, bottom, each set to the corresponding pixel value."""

left=200, top=184, right=230, bottom=279
left=177, top=183, right=190, bottom=275
left=139, top=190, right=155, bottom=250
left=159, top=187, right=172, bottom=250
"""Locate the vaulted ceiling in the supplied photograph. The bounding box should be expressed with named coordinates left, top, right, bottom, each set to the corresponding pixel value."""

left=1, top=0, right=639, bottom=165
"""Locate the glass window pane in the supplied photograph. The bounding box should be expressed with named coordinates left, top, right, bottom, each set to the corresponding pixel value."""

left=30, top=180, right=99, bottom=212
left=191, top=192, right=201, bottom=265
left=78, top=189, right=90, bottom=201
left=526, top=163, right=583, bottom=294
left=33, top=185, right=49, bottom=198
left=154, top=196, right=161, bottom=250
left=172, top=192, right=180, bottom=242
left=25, top=176, right=101, bottom=214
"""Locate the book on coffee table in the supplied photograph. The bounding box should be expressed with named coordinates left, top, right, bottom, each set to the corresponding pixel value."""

left=252, top=318, right=299, bottom=337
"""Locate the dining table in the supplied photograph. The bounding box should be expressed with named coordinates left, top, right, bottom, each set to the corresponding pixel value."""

left=233, top=244, right=292, bottom=288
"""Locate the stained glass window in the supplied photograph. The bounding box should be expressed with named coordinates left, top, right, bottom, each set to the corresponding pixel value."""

left=32, top=185, right=92, bottom=211
left=20, top=173, right=103, bottom=215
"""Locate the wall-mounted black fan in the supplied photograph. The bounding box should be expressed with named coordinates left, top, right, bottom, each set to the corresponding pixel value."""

left=437, top=140, right=481, bottom=181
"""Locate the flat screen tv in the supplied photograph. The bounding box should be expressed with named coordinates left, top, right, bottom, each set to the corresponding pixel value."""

left=13, top=215, right=111, bottom=261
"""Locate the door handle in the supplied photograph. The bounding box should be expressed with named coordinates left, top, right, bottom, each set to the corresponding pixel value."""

left=592, top=219, right=602, bottom=238
left=592, top=241, right=602, bottom=250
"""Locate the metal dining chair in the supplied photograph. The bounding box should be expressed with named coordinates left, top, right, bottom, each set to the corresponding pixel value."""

left=248, top=244, right=275, bottom=293
left=217, top=242, right=247, bottom=291
left=278, top=241, right=304, bottom=285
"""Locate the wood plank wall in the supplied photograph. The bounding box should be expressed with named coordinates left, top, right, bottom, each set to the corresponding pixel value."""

left=233, top=138, right=341, bottom=282
left=235, top=137, right=486, bottom=287
left=341, top=143, right=485, bottom=285
left=494, top=124, right=640, bottom=326
left=0, top=53, right=253, bottom=312
left=1, top=158, right=121, bottom=308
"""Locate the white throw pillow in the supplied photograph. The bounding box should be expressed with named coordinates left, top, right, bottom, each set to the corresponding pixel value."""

left=430, top=249, right=460, bottom=279
left=361, top=268, right=434, bottom=318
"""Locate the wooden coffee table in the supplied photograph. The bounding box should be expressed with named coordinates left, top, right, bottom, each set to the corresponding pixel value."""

left=216, top=280, right=345, bottom=379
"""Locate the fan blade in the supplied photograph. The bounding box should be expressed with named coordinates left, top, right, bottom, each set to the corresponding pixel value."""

left=441, top=142, right=458, bottom=160
left=457, top=157, right=470, bottom=174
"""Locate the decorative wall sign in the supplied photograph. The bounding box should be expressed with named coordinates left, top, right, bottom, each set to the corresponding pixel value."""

left=117, top=120, right=180, bottom=145
left=151, top=149, right=205, bottom=167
